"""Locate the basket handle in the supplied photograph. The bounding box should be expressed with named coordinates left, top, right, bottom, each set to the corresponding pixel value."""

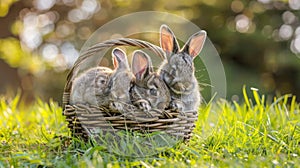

left=62, top=38, right=165, bottom=109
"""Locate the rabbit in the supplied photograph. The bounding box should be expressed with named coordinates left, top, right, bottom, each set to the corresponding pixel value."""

left=70, top=48, right=134, bottom=112
left=158, top=24, right=207, bottom=112
left=70, top=66, right=112, bottom=106
left=130, top=50, right=171, bottom=111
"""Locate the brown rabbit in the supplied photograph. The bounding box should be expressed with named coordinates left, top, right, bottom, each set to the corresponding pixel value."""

left=70, top=48, right=134, bottom=112
left=158, top=24, right=206, bottom=112
left=130, top=50, right=171, bottom=111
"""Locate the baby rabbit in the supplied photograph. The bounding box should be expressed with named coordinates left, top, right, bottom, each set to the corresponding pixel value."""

left=70, top=48, right=134, bottom=112
left=158, top=24, right=207, bottom=112
left=130, top=50, right=171, bottom=111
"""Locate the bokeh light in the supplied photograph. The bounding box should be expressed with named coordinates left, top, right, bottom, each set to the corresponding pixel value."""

left=289, top=0, right=300, bottom=10
left=262, top=25, right=273, bottom=38
left=258, top=0, right=271, bottom=4
left=68, top=9, right=85, bottom=23
left=19, top=0, right=100, bottom=69
left=279, top=24, right=293, bottom=40
left=68, top=0, right=100, bottom=23
left=282, top=11, right=296, bottom=25
left=291, top=34, right=300, bottom=54
left=235, top=14, right=251, bottom=33
left=231, top=0, right=244, bottom=13
left=41, top=43, right=59, bottom=61
left=81, top=0, right=99, bottom=13
left=34, top=0, right=56, bottom=10
left=62, top=0, right=75, bottom=6
left=60, top=42, right=79, bottom=68
left=56, top=21, right=75, bottom=38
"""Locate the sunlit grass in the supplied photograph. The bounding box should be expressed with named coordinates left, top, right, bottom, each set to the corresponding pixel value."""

left=0, top=88, right=299, bottom=167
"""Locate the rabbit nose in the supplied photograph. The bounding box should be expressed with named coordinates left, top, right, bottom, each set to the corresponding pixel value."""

left=185, top=82, right=194, bottom=91
left=175, top=83, right=185, bottom=91
left=157, top=102, right=167, bottom=110
left=173, top=82, right=193, bottom=93
left=110, top=102, right=123, bottom=111
left=118, top=94, right=127, bottom=99
left=112, top=92, right=127, bottom=101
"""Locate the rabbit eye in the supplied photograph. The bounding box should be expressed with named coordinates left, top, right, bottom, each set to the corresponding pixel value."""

left=149, top=88, right=157, bottom=96
left=100, top=80, right=106, bottom=84
left=170, top=69, right=176, bottom=76
left=172, top=70, right=176, bottom=76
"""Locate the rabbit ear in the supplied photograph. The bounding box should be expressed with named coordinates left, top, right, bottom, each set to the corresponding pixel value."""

left=160, top=24, right=180, bottom=56
left=132, top=50, right=153, bottom=81
left=112, top=48, right=129, bottom=69
left=182, top=30, right=206, bottom=59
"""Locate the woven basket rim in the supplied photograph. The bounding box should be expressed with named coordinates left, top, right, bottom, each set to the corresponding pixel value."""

left=63, top=103, right=198, bottom=140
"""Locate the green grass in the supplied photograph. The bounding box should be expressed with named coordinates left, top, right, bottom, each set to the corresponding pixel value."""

left=0, top=88, right=299, bottom=167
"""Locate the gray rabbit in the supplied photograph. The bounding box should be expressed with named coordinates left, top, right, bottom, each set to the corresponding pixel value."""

left=70, top=48, right=134, bottom=112
left=130, top=50, right=171, bottom=111
left=158, top=24, right=207, bottom=112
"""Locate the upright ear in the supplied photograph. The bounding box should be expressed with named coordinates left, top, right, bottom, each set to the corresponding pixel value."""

left=112, top=48, right=129, bottom=69
left=182, top=30, right=206, bottom=59
left=160, top=24, right=180, bottom=56
left=131, top=50, right=153, bottom=81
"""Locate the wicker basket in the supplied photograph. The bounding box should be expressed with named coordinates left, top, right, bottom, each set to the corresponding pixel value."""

left=62, top=38, right=198, bottom=143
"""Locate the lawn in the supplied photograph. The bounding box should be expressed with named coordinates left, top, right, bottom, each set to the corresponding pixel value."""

left=0, top=87, right=299, bottom=167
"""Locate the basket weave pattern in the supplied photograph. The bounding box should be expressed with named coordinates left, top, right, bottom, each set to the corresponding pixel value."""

left=62, top=38, right=198, bottom=141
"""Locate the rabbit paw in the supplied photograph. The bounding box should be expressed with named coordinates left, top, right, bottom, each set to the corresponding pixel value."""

left=134, top=99, right=151, bottom=112
left=170, top=100, right=184, bottom=113
left=109, top=101, right=124, bottom=112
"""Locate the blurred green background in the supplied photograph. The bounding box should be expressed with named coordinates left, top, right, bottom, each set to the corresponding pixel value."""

left=0, top=0, right=299, bottom=104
